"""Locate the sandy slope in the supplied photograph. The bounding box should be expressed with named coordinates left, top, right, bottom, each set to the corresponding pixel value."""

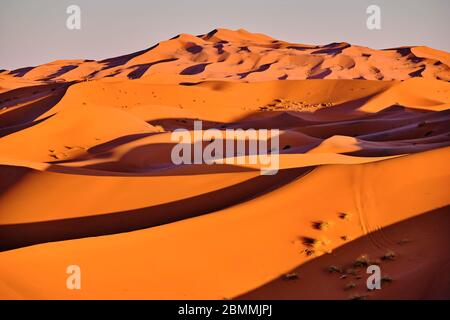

left=238, top=205, right=450, bottom=300
left=0, top=29, right=449, bottom=299
left=0, top=148, right=448, bottom=299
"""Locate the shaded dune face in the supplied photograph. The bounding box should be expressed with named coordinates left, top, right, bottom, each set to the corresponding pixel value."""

left=237, top=206, right=450, bottom=300
left=0, top=28, right=449, bottom=300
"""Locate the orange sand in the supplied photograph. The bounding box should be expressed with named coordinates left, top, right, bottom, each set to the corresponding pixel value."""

left=0, top=29, right=449, bottom=299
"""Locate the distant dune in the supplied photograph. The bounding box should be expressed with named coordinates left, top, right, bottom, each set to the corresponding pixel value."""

left=0, top=29, right=449, bottom=299
left=1, top=28, right=449, bottom=85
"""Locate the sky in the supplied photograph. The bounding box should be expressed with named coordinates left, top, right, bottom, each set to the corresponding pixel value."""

left=1, top=0, right=449, bottom=70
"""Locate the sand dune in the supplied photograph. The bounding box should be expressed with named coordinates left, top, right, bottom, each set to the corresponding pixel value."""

left=0, top=29, right=449, bottom=299
left=1, top=29, right=449, bottom=83
left=0, top=148, right=448, bottom=299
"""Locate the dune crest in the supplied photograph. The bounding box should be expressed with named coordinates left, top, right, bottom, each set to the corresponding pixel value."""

left=1, top=28, right=449, bottom=84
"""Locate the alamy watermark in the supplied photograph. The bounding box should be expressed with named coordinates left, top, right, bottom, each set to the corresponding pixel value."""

left=366, top=5, right=381, bottom=30
left=66, top=5, right=81, bottom=30
left=366, top=264, right=382, bottom=290
left=66, top=264, right=81, bottom=290
left=65, top=5, right=381, bottom=32
left=170, top=121, right=280, bottom=175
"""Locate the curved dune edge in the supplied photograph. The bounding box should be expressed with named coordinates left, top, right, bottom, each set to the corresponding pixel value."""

left=0, top=151, right=399, bottom=175
left=0, top=167, right=312, bottom=251
left=0, top=152, right=400, bottom=227
left=0, top=164, right=263, bottom=224
left=0, top=147, right=448, bottom=299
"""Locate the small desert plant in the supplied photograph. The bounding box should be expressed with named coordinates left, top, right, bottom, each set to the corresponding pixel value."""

left=345, top=268, right=358, bottom=276
left=344, top=282, right=357, bottom=290
left=302, top=237, right=319, bottom=247
left=381, top=250, right=396, bottom=261
left=354, top=254, right=370, bottom=268
left=303, top=248, right=315, bottom=256
left=327, top=265, right=342, bottom=274
left=312, top=221, right=331, bottom=230
left=338, top=212, right=351, bottom=220
left=349, top=293, right=368, bottom=300
left=282, top=272, right=299, bottom=281
left=381, top=275, right=393, bottom=284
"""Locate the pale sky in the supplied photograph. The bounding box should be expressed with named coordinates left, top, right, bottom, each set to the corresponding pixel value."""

left=1, top=0, right=449, bottom=70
